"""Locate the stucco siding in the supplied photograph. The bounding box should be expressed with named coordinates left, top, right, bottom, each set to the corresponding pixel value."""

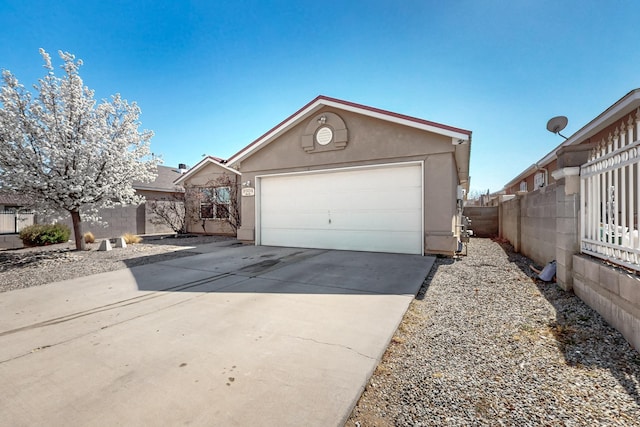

left=181, top=162, right=240, bottom=236
left=236, top=108, right=461, bottom=255
left=239, top=108, right=454, bottom=173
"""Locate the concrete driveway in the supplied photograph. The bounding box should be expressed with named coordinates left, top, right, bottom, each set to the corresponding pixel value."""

left=0, top=244, right=434, bottom=427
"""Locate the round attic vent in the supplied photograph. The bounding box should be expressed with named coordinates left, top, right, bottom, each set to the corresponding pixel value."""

left=316, top=126, right=333, bottom=145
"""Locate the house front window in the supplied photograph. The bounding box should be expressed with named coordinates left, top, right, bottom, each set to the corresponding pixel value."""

left=199, top=187, right=230, bottom=219
left=519, top=181, right=527, bottom=192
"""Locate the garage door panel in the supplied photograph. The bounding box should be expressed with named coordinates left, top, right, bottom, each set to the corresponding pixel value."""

left=329, top=211, right=421, bottom=231
left=259, top=164, right=423, bottom=255
left=262, top=212, right=328, bottom=229
left=261, top=228, right=422, bottom=254
left=330, top=190, right=422, bottom=211
left=263, top=211, right=420, bottom=232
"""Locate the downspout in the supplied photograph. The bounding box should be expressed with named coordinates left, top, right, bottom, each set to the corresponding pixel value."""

left=535, top=163, right=548, bottom=188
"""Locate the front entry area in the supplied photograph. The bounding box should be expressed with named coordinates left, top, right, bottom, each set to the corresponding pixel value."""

left=256, top=162, right=423, bottom=255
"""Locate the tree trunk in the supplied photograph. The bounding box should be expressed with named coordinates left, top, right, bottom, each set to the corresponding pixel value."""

left=70, top=209, right=85, bottom=250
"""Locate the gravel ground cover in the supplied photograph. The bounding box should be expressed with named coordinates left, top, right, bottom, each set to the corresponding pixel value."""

left=0, top=235, right=234, bottom=293
left=348, top=238, right=640, bottom=426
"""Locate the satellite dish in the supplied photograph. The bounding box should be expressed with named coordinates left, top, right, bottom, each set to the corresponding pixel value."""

left=546, top=116, right=569, bottom=139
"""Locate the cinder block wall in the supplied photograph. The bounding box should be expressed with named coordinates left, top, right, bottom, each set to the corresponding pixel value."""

left=464, top=207, right=498, bottom=237
left=573, top=255, right=640, bottom=352
left=96, top=205, right=139, bottom=237
left=520, top=185, right=557, bottom=266
left=0, top=234, right=22, bottom=249
left=500, top=197, right=521, bottom=251
left=69, top=204, right=141, bottom=239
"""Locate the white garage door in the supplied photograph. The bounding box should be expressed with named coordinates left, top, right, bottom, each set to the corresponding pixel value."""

left=257, top=163, right=423, bottom=254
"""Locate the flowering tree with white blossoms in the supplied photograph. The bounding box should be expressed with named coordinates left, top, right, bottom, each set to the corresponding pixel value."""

left=0, top=49, right=158, bottom=249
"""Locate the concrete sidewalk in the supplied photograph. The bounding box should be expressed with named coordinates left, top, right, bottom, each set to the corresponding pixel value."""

left=0, top=245, right=434, bottom=427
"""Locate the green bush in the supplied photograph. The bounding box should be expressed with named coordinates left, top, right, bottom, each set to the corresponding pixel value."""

left=19, top=224, right=71, bottom=247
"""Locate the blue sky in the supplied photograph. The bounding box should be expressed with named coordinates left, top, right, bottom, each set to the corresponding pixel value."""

left=2, top=0, right=639, bottom=193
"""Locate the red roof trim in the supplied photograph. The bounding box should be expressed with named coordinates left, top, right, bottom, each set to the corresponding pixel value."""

left=317, top=95, right=472, bottom=136
left=173, top=155, right=239, bottom=185
left=208, top=155, right=225, bottom=163
left=227, top=95, right=471, bottom=164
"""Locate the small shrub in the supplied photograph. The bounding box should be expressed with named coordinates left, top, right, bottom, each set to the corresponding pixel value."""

left=19, top=223, right=71, bottom=247
left=84, top=231, right=95, bottom=243
left=122, top=233, right=142, bottom=244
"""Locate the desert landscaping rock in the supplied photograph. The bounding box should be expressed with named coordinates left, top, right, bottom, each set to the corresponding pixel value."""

left=0, top=235, right=234, bottom=293
left=347, top=238, right=640, bottom=426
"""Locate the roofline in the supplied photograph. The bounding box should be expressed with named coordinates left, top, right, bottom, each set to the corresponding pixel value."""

left=503, top=164, right=539, bottom=190
left=174, top=156, right=241, bottom=185
left=132, top=165, right=185, bottom=192
left=503, top=88, right=640, bottom=190
left=227, top=95, right=472, bottom=166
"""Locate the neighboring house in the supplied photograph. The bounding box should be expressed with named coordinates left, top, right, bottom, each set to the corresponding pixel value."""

left=498, top=88, right=640, bottom=352
left=225, top=95, right=472, bottom=256
left=465, top=190, right=510, bottom=207
left=89, top=164, right=186, bottom=237
left=0, top=191, right=31, bottom=213
left=504, top=89, right=640, bottom=195
left=173, top=156, right=241, bottom=236
left=54, top=165, right=186, bottom=239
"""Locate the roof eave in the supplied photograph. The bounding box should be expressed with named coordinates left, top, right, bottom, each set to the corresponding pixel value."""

left=174, top=156, right=241, bottom=185
left=504, top=88, right=640, bottom=189
left=227, top=95, right=472, bottom=167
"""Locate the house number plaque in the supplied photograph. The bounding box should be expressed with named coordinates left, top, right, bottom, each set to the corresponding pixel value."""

left=242, top=187, right=255, bottom=197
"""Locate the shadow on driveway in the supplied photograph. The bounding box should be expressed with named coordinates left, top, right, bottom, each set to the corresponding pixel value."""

left=123, top=244, right=435, bottom=296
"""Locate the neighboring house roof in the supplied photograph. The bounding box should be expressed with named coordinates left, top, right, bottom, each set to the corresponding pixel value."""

left=226, top=95, right=472, bottom=167
left=504, top=88, right=640, bottom=190
left=0, top=191, right=31, bottom=206
left=133, top=165, right=186, bottom=192
left=0, top=166, right=183, bottom=207
left=206, top=155, right=225, bottom=163
left=173, top=156, right=241, bottom=186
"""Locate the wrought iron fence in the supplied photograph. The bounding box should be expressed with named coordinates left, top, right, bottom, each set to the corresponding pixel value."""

left=580, top=109, right=640, bottom=271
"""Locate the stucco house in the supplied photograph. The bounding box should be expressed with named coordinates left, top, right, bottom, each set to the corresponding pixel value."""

left=504, top=89, right=640, bottom=194
left=50, top=165, right=186, bottom=240
left=173, top=156, right=241, bottom=235
left=73, top=164, right=186, bottom=238
left=495, top=88, right=640, bottom=352
left=225, top=95, right=472, bottom=256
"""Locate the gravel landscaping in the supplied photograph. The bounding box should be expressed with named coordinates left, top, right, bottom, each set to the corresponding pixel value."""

left=348, top=238, right=640, bottom=426
left=0, top=235, right=234, bottom=293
